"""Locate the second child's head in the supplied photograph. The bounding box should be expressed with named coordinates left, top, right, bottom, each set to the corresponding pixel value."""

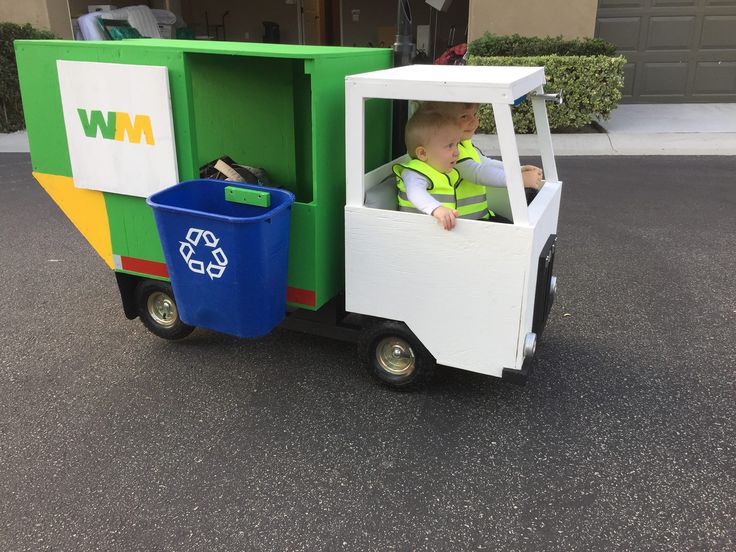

left=423, top=101, right=481, bottom=141
left=405, top=109, right=462, bottom=174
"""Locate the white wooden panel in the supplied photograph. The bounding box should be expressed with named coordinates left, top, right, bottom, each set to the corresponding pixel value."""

left=513, top=182, right=562, bottom=370
left=344, top=64, right=564, bottom=378
left=527, top=181, right=562, bottom=228
left=364, top=155, right=409, bottom=192
left=57, top=60, right=178, bottom=198
left=493, top=103, right=529, bottom=226
left=531, top=88, right=559, bottom=183
left=345, top=83, right=365, bottom=207
left=345, top=207, right=534, bottom=377
left=346, top=65, right=546, bottom=105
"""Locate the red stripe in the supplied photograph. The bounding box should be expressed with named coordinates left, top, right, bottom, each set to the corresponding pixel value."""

left=120, top=256, right=169, bottom=278
left=119, top=257, right=314, bottom=306
left=287, top=286, right=316, bottom=307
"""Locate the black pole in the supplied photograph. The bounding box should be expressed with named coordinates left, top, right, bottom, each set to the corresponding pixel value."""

left=393, top=0, right=415, bottom=67
left=392, top=0, right=416, bottom=159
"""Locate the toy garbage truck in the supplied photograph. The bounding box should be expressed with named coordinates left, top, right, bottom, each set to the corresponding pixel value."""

left=15, top=39, right=561, bottom=389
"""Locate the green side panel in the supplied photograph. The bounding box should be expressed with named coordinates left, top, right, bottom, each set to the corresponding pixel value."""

left=307, top=55, right=393, bottom=308
left=185, top=54, right=298, bottom=195
left=292, top=63, right=314, bottom=203
left=287, top=202, right=316, bottom=297
left=15, top=41, right=198, bottom=182
left=365, top=99, right=393, bottom=171
left=181, top=47, right=391, bottom=309
left=105, top=193, right=165, bottom=263
left=16, top=39, right=392, bottom=311
left=15, top=44, right=72, bottom=176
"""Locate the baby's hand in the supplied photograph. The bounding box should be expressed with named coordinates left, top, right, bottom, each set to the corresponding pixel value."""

left=522, top=165, right=544, bottom=190
left=431, top=206, right=458, bottom=230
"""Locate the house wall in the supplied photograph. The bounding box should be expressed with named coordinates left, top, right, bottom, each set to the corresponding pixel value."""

left=0, top=0, right=72, bottom=39
left=468, top=0, right=597, bottom=41
left=0, top=2, right=51, bottom=30
left=46, top=0, right=73, bottom=38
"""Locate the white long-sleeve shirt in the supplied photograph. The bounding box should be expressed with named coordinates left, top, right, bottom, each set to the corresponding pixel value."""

left=404, top=149, right=507, bottom=215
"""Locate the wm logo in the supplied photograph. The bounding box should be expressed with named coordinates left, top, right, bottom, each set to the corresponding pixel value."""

left=77, top=109, right=155, bottom=145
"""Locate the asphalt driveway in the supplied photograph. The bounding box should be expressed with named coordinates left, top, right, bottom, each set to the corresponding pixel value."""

left=1, top=153, right=734, bottom=551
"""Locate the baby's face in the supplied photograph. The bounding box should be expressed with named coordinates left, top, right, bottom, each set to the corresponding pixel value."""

left=421, top=125, right=462, bottom=174
left=457, top=105, right=480, bottom=140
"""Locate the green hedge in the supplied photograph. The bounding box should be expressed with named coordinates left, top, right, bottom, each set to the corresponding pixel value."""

left=469, top=32, right=617, bottom=57
left=468, top=54, right=626, bottom=134
left=0, top=22, right=56, bottom=133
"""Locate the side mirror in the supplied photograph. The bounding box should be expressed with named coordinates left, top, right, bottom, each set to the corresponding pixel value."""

left=532, top=90, right=564, bottom=105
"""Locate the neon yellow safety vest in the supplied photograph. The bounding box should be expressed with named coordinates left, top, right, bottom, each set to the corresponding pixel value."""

left=458, top=139, right=481, bottom=163
left=394, top=158, right=490, bottom=220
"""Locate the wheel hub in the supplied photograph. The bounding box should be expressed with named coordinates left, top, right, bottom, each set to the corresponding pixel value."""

left=376, top=337, right=416, bottom=376
left=147, top=291, right=178, bottom=328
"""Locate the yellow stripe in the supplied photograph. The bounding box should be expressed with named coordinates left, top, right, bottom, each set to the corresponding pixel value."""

left=33, top=172, right=114, bottom=269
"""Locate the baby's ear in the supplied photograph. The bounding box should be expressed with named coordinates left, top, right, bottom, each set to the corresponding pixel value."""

left=415, top=146, right=428, bottom=161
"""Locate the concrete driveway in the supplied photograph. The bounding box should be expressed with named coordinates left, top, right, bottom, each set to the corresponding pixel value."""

left=1, top=153, right=734, bottom=551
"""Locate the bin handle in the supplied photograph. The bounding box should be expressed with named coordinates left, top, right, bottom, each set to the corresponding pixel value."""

left=225, top=185, right=271, bottom=207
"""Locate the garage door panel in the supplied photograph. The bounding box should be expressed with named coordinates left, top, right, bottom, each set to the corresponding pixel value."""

left=701, top=16, right=736, bottom=48
left=652, top=0, right=697, bottom=7
left=597, top=17, right=642, bottom=50
left=640, top=62, right=689, bottom=95
left=693, top=61, right=736, bottom=94
left=705, top=0, right=736, bottom=7
left=599, top=0, right=645, bottom=8
left=597, top=0, right=736, bottom=101
left=648, top=16, right=696, bottom=49
left=622, top=63, right=637, bottom=96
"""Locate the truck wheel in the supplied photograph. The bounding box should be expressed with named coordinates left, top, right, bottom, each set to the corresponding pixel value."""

left=135, top=280, right=194, bottom=340
left=359, top=320, right=435, bottom=389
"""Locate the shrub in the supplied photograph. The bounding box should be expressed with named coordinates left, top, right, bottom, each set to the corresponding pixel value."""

left=469, top=32, right=617, bottom=57
left=468, top=54, right=626, bottom=134
left=0, top=22, right=56, bottom=132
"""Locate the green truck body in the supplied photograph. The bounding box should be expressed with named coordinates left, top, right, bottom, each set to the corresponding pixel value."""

left=16, top=39, right=392, bottom=310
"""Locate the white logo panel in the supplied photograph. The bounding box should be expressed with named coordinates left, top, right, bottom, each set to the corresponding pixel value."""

left=57, top=60, right=179, bottom=198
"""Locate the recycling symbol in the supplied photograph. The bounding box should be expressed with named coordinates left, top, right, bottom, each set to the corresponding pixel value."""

left=179, top=228, right=228, bottom=280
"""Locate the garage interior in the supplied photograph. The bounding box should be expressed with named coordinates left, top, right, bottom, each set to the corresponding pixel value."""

left=16, top=0, right=736, bottom=102
left=65, top=0, right=470, bottom=61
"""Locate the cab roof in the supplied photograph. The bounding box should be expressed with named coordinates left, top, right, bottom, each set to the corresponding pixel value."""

left=346, top=64, right=546, bottom=104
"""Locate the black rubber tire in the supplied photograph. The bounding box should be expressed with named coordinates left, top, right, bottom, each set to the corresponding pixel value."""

left=359, top=319, right=435, bottom=390
left=135, top=280, right=195, bottom=340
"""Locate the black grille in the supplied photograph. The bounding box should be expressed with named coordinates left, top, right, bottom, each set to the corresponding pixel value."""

left=532, top=234, right=557, bottom=337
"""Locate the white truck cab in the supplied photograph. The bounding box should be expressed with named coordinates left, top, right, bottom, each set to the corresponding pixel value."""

left=344, top=64, right=562, bottom=387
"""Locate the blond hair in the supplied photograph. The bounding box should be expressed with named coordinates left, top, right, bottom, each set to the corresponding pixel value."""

left=405, top=109, right=460, bottom=159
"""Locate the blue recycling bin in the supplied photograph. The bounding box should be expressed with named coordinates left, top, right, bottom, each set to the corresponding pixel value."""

left=147, top=179, right=295, bottom=338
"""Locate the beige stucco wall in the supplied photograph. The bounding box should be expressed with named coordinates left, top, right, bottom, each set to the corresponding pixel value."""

left=468, top=0, right=597, bottom=41
left=0, top=0, right=72, bottom=39
left=46, top=0, right=73, bottom=39
left=0, top=1, right=51, bottom=29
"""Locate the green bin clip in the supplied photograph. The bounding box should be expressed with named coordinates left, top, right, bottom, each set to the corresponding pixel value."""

left=224, top=185, right=271, bottom=208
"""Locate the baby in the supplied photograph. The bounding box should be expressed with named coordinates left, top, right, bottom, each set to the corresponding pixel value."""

left=424, top=101, right=544, bottom=203
left=394, top=109, right=484, bottom=230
